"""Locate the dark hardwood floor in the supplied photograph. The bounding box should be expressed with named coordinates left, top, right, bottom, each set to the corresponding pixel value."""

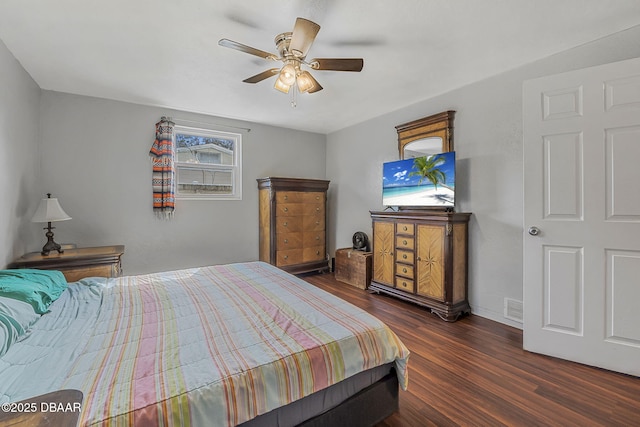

left=302, top=273, right=640, bottom=427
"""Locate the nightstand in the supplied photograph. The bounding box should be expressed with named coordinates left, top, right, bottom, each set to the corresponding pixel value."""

left=10, top=245, right=125, bottom=282
left=0, top=389, right=83, bottom=427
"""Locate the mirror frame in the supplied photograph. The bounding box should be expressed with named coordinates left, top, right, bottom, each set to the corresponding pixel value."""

left=396, top=110, right=456, bottom=159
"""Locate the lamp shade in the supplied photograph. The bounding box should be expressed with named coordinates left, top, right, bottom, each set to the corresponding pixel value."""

left=274, top=78, right=291, bottom=93
left=296, top=71, right=314, bottom=93
left=278, top=63, right=297, bottom=86
left=31, top=195, right=71, bottom=223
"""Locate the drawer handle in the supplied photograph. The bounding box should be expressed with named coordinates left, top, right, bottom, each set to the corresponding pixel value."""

left=316, top=196, right=320, bottom=200
left=283, top=222, right=288, bottom=227
left=403, top=240, right=407, bottom=245
left=417, top=256, right=422, bottom=261
left=402, top=254, right=407, bottom=259
left=402, top=281, right=407, bottom=288
left=315, top=221, right=320, bottom=225
left=284, top=207, right=288, bottom=212
left=284, top=195, right=288, bottom=200
left=284, top=255, right=288, bottom=260
left=284, top=239, right=288, bottom=244
left=403, top=267, right=407, bottom=273
left=403, top=226, right=408, bottom=231
left=316, top=250, right=320, bottom=255
left=316, top=207, right=320, bottom=212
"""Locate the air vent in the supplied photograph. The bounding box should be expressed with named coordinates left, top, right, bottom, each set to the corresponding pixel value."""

left=504, top=298, right=523, bottom=323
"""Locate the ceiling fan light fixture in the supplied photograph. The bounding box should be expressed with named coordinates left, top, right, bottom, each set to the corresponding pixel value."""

left=296, top=71, right=314, bottom=93
left=278, top=63, right=297, bottom=86
left=219, top=17, right=361, bottom=99
left=274, top=78, right=291, bottom=93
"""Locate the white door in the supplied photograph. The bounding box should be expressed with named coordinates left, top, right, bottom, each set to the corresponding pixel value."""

left=523, top=57, right=640, bottom=376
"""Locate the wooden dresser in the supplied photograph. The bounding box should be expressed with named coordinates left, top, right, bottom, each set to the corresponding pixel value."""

left=257, top=177, right=330, bottom=274
left=370, top=211, right=470, bottom=321
left=10, top=245, right=125, bottom=282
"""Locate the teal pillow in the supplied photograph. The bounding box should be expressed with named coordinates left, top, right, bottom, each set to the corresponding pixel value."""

left=0, top=269, right=68, bottom=314
left=0, top=296, right=41, bottom=356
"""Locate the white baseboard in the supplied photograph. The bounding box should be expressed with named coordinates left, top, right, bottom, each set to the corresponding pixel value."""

left=470, top=306, right=523, bottom=330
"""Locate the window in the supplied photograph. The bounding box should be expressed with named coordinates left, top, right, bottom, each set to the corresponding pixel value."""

left=174, top=126, right=242, bottom=200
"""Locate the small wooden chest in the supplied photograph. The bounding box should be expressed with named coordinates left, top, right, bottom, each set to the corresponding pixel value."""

left=335, top=248, right=372, bottom=290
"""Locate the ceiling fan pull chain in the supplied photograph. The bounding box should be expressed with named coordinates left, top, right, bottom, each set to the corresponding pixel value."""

left=290, top=85, right=297, bottom=108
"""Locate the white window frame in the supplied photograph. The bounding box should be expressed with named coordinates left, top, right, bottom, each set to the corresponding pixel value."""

left=173, top=125, right=242, bottom=200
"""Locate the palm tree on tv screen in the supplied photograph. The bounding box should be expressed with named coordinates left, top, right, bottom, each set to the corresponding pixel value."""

left=409, top=155, right=447, bottom=189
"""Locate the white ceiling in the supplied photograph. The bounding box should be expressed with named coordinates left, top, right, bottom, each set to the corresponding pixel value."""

left=2, top=0, right=640, bottom=134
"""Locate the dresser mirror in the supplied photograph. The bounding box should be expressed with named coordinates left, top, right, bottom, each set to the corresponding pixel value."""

left=396, top=110, right=455, bottom=159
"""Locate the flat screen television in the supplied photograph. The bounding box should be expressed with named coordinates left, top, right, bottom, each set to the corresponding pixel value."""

left=382, top=151, right=455, bottom=208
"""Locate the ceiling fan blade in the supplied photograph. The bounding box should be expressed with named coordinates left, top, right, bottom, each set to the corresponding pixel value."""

left=218, top=38, right=276, bottom=60
left=289, top=18, right=321, bottom=58
left=243, top=69, right=280, bottom=84
left=310, top=58, right=364, bottom=72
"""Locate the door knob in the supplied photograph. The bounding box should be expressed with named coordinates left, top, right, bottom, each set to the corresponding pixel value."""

left=528, top=226, right=541, bottom=236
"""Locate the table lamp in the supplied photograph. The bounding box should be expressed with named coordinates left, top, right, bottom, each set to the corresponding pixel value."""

left=31, top=193, right=71, bottom=255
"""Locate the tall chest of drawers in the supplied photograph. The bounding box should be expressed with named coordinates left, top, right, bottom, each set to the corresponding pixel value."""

left=257, top=177, right=330, bottom=274
left=370, top=210, right=471, bottom=321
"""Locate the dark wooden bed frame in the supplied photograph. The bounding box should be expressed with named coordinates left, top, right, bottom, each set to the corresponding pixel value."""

left=300, top=372, right=399, bottom=427
left=240, top=367, right=399, bottom=427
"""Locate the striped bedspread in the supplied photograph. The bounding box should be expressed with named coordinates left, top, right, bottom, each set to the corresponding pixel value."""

left=0, top=261, right=409, bottom=426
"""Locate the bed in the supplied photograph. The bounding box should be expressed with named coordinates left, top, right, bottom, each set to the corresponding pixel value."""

left=0, top=261, right=409, bottom=426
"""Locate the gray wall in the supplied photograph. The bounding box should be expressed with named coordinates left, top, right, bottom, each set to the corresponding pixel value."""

left=37, top=91, right=326, bottom=275
left=0, top=39, right=41, bottom=268
left=326, top=25, right=640, bottom=328
left=4, top=25, right=640, bottom=329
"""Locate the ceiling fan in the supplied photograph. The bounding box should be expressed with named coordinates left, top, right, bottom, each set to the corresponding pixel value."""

left=219, top=17, right=364, bottom=97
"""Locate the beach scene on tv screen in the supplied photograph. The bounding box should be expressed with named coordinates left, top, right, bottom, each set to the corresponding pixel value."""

left=382, top=152, right=455, bottom=206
